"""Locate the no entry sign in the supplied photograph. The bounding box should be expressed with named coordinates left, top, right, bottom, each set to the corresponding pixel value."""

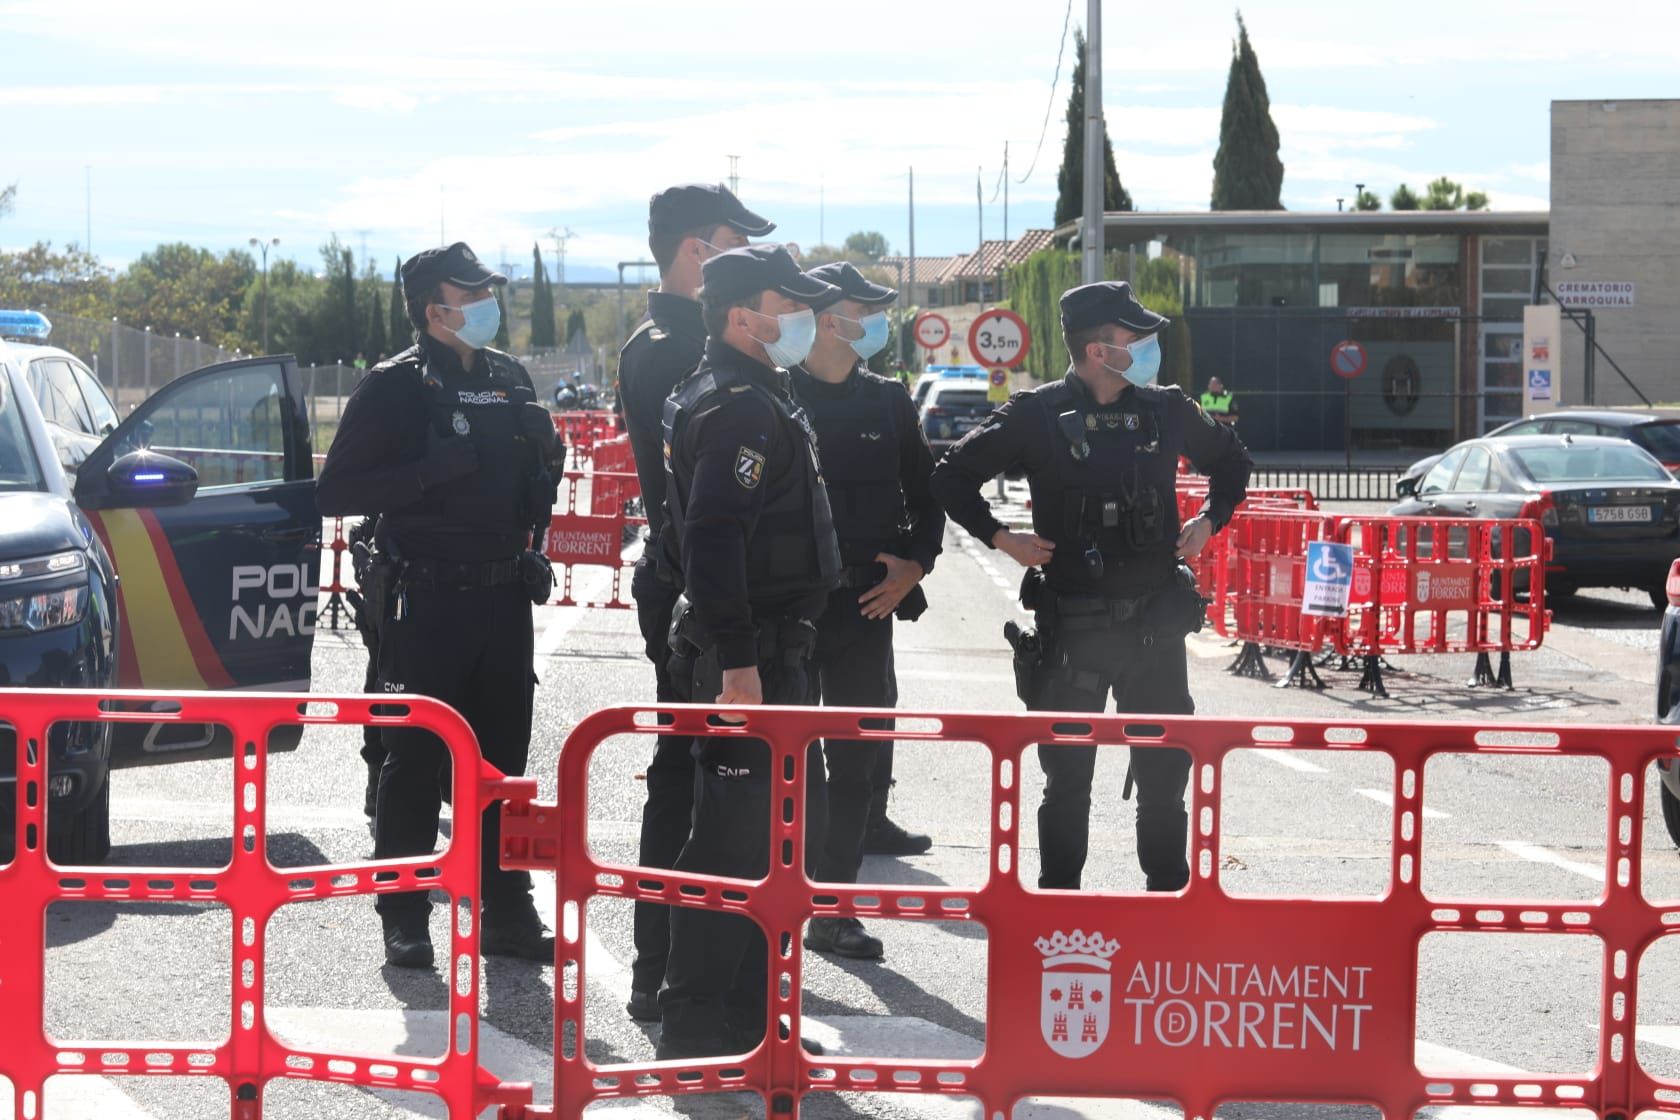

left=1330, top=339, right=1367, bottom=379
left=913, top=312, right=951, bottom=350
left=968, top=308, right=1031, bottom=369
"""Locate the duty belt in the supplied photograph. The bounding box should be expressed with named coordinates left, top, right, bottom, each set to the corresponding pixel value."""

left=403, top=555, right=523, bottom=589
left=836, top=562, right=887, bottom=589
left=1039, top=586, right=1152, bottom=631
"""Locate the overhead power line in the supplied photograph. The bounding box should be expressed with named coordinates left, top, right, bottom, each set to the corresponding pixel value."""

left=1015, top=0, right=1075, bottom=185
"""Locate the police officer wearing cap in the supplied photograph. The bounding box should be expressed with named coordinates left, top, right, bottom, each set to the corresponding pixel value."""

left=656, top=245, right=841, bottom=1060
left=790, top=262, right=942, bottom=962
left=929, top=281, right=1250, bottom=893
left=617, top=184, right=775, bottom=1023
left=317, top=242, right=564, bottom=967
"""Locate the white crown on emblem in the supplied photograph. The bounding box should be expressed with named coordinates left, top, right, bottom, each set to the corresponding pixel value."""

left=1035, top=929, right=1121, bottom=969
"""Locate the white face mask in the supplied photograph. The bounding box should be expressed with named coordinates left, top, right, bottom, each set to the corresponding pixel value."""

left=745, top=307, right=817, bottom=368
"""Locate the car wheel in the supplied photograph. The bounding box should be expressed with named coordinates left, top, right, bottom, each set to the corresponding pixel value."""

left=1664, top=780, right=1680, bottom=850
left=48, top=776, right=111, bottom=865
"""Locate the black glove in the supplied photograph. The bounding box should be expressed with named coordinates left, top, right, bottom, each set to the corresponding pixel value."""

left=417, top=428, right=478, bottom=489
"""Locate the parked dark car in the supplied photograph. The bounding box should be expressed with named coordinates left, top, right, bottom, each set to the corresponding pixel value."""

left=1397, top=410, right=1680, bottom=499
left=1388, top=434, right=1680, bottom=607
left=1, top=311, right=321, bottom=863
left=919, top=381, right=994, bottom=452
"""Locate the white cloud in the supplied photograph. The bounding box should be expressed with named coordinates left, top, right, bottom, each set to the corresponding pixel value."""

left=0, top=85, right=161, bottom=106
left=334, top=88, right=421, bottom=114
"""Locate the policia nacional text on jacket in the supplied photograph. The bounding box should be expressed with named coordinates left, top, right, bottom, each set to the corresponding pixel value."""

left=315, top=242, right=564, bottom=968
left=654, top=245, right=842, bottom=1060
left=929, top=280, right=1251, bottom=893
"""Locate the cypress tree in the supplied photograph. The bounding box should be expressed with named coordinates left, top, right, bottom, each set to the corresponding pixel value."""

left=530, top=244, right=557, bottom=351
left=387, top=257, right=409, bottom=349
left=365, top=284, right=387, bottom=360
left=1053, top=27, right=1132, bottom=234
left=1210, top=12, right=1285, bottom=210
left=493, top=287, right=510, bottom=350
left=565, top=308, right=586, bottom=348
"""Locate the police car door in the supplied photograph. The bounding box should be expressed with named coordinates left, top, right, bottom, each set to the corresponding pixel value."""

left=72, top=357, right=319, bottom=762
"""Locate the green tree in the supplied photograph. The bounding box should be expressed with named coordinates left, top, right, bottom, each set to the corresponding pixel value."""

left=843, top=231, right=890, bottom=260
left=235, top=259, right=322, bottom=362
left=1390, top=184, right=1421, bottom=211
left=1354, top=189, right=1382, bottom=211
left=387, top=257, right=409, bottom=351
left=0, top=183, right=14, bottom=220
left=1211, top=12, right=1285, bottom=210
left=530, top=244, right=557, bottom=351
left=110, top=242, right=255, bottom=349
left=1420, top=176, right=1464, bottom=211
left=493, top=287, right=510, bottom=350
left=1465, top=190, right=1490, bottom=211
left=1053, top=27, right=1132, bottom=233
left=565, top=308, right=586, bottom=348
left=365, top=282, right=388, bottom=360
left=0, top=241, right=111, bottom=319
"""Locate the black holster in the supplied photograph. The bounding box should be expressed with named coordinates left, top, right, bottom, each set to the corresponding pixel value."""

left=1003, top=620, right=1046, bottom=705
left=520, top=548, right=555, bottom=606
left=359, top=551, right=398, bottom=633
left=1144, top=562, right=1208, bottom=639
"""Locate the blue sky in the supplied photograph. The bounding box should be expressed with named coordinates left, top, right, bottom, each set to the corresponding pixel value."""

left=2, top=0, right=1677, bottom=282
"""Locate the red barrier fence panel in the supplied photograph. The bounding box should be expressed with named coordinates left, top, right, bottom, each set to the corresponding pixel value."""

left=1337, top=516, right=1550, bottom=658
left=541, top=472, right=644, bottom=609
left=0, top=689, right=534, bottom=1119
left=1177, top=491, right=1321, bottom=636
left=498, top=704, right=1680, bottom=1120
left=1227, top=510, right=1343, bottom=652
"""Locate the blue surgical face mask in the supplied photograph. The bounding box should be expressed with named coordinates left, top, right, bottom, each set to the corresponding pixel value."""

left=1102, top=335, right=1162, bottom=387
left=837, top=311, right=892, bottom=360
left=439, top=296, right=501, bottom=349
left=747, top=307, right=817, bottom=368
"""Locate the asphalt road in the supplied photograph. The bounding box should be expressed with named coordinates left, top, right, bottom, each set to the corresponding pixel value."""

left=10, top=499, right=1680, bottom=1120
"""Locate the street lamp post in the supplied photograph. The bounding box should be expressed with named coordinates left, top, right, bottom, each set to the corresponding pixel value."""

left=249, top=237, right=279, bottom=355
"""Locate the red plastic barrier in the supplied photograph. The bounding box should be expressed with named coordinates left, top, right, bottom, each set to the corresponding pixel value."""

left=553, top=411, right=618, bottom=465
left=1177, top=490, right=1320, bottom=635
left=318, top=516, right=350, bottom=631
left=499, top=704, right=1680, bottom=1119
left=0, top=689, right=534, bottom=1119
left=586, top=437, right=641, bottom=516
left=1227, top=510, right=1343, bottom=652
left=541, top=471, right=644, bottom=608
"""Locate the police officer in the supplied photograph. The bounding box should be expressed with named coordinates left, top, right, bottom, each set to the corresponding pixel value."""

left=618, top=184, right=775, bottom=1022
left=316, top=242, right=563, bottom=967
left=929, top=281, right=1250, bottom=893
left=657, top=245, right=840, bottom=1059
left=1200, top=376, right=1238, bottom=425
left=791, top=262, right=942, bottom=961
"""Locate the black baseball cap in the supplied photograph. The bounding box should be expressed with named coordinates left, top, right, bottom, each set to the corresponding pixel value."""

left=805, top=262, right=897, bottom=311
left=1059, top=280, right=1168, bottom=338
left=649, top=183, right=775, bottom=242
left=400, top=242, right=506, bottom=298
left=701, top=245, right=839, bottom=307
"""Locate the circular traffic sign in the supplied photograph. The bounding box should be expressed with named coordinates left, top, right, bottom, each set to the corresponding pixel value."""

left=968, top=308, right=1031, bottom=369
left=1330, top=339, right=1367, bottom=379
left=913, top=312, right=951, bottom=350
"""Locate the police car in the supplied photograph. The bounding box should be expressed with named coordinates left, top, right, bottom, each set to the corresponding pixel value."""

left=0, top=310, right=321, bottom=862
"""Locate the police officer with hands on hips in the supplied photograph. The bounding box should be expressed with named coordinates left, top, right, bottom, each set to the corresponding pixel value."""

left=791, top=262, right=942, bottom=962
left=316, top=242, right=564, bottom=968
left=929, top=280, right=1250, bottom=893
left=616, top=184, right=774, bottom=1023
left=655, top=245, right=841, bottom=1060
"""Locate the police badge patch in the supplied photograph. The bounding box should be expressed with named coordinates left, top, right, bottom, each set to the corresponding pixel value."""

left=451, top=410, right=470, bottom=435
left=1123, top=413, right=1139, bottom=430
left=735, top=446, right=766, bottom=490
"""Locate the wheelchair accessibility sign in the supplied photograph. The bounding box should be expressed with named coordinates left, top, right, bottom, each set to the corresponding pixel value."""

left=1302, top=541, right=1356, bottom=617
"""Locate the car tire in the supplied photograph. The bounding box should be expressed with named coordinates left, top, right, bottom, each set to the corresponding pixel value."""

left=1663, top=780, right=1680, bottom=850
left=48, top=776, right=111, bottom=865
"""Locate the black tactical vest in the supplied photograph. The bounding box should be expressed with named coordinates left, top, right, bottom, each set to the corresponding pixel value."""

left=792, top=369, right=904, bottom=566
left=663, top=362, right=841, bottom=604
left=1028, top=381, right=1179, bottom=595
left=385, top=348, right=536, bottom=562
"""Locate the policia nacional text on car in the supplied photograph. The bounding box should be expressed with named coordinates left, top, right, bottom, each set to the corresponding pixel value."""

left=929, top=281, right=1251, bottom=893
left=616, top=183, right=775, bottom=1024
left=316, top=243, right=565, bottom=967
left=791, top=261, right=942, bottom=962
left=655, top=245, right=841, bottom=1060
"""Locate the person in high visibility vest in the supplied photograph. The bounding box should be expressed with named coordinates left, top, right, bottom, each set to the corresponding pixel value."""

left=1200, top=377, right=1237, bottom=425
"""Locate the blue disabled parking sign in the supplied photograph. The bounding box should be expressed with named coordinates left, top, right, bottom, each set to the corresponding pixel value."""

left=1302, top=541, right=1356, bottom=617
left=1528, top=367, right=1552, bottom=401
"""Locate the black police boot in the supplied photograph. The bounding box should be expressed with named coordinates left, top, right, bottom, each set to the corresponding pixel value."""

left=725, top=1006, right=826, bottom=1057
left=481, top=902, right=555, bottom=962
left=656, top=999, right=738, bottom=1061
left=381, top=913, right=434, bottom=969
left=804, top=916, right=884, bottom=961
left=626, top=988, right=661, bottom=1022
left=863, top=784, right=932, bottom=856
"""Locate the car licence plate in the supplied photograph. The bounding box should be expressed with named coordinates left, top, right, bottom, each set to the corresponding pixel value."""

left=1588, top=505, right=1654, bottom=523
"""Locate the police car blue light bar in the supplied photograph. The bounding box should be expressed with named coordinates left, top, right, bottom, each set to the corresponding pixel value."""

left=0, top=309, right=52, bottom=342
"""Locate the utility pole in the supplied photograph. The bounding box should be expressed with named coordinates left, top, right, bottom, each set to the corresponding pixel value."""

left=85, top=166, right=92, bottom=255
left=249, top=237, right=280, bottom=355
left=908, top=166, right=917, bottom=369
left=819, top=173, right=825, bottom=248
left=1001, top=141, right=1010, bottom=300
left=726, top=155, right=740, bottom=196
left=547, top=226, right=576, bottom=290
left=1080, top=0, right=1105, bottom=284
left=356, top=230, right=370, bottom=272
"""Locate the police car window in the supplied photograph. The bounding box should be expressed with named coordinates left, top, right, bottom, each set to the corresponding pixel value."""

left=121, top=366, right=288, bottom=488
left=0, top=372, right=46, bottom=490
left=1419, top=448, right=1466, bottom=496
left=45, top=359, right=97, bottom=434
left=1450, top=446, right=1493, bottom=492
left=1550, top=419, right=1599, bottom=436
left=70, top=362, right=118, bottom=433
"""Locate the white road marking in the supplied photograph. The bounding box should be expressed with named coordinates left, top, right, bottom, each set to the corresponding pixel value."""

left=1356, top=788, right=1448, bottom=819
left=1251, top=748, right=1329, bottom=774
left=1496, top=840, right=1606, bottom=882
left=115, top=797, right=367, bottom=831
left=1, top=1075, right=158, bottom=1120
left=1413, top=1040, right=1585, bottom=1120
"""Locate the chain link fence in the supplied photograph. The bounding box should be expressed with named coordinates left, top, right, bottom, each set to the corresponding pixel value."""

left=44, top=310, right=243, bottom=413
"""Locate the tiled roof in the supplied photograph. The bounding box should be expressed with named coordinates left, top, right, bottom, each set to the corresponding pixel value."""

left=944, top=229, right=1058, bottom=279
left=877, top=255, right=961, bottom=285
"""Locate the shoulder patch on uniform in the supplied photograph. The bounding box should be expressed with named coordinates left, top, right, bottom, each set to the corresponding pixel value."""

left=734, top=446, right=766, bottom=490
